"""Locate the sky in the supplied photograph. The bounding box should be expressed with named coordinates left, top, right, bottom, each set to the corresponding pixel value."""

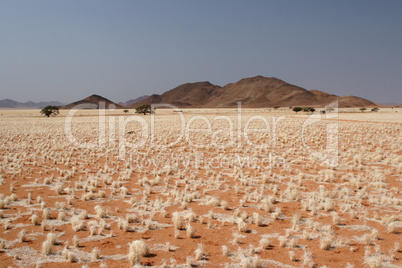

left=1, top=0, right=401, bottom=104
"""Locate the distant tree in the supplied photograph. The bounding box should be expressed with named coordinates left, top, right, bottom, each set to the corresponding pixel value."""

left=40, top=106, right=59, bottom=117
left=326, top=107, right=335, bottom=113
left=135, top=104, right=151, bottom=115
left=303, top=107, right=315, bottom=113
left=360, top=107, right=367, bottom=112
left=274, top=106, right=280, bottom=110
left=289, top=106, right=293, bottom=109
left=371, top=107, right=379, bottom=112
left=123, top=109, right=129, bottom=113
left=292, top=107, right=302, bottom=113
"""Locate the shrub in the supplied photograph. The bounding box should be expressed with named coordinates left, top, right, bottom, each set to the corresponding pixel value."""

left=128, top=240, right=149, bottom=265
left=95, top=205, right=106, bottom=218
left=303, top=250, right=314, bottom=267
left=221, top=200, right=229, bottom=210
left=262, top=198, right=273, bottom=212
left=174, top=229, right=180, bottom=239
left=289, top=251, right=296, bottom=261
left=30, top=214, right=39, bottom=225
left=91, top=247, right=101, bottom=260
left=186, top=224, right=195, bottom=238
left=57, top=211, right=66, bottom=222
left=253, top=212, right=262, bottom=226
left=42, top=240, right=52, bottom=255
left=303, top=107, right=315, bottom=112
left=72, top=235, right=79, bottom=248
left=40, top=106, right=59, bottom=117
left=172, top=212, right=184, bottom=230
left=320, top=235, right=333, bottom=250
left=222, top=245, right=229, bottom=257
left=186, top=211, right=197, bottom=222
left=135, top=104, right=151, bottom=115
left=238, top=218, right=248, bottom=232
left=292, top=107, right=302, bottom=113
left=278, top=236, right=286, bottom=247
left=18, top=229, right=27, bottom=243
left=195, top=244, right=205, bottom=260
left=332, top=212, right=341, bottom=225
left=258, top=238, right=270, bottom=250
left=46, top=233, right=57, bottom=245
left=42, top=208, right=50, bottom=220
left=394, top=242, right=400, bottom=253
left=288, top=237, right=297, bottom=248
left=387, top=222, right=398, bottom=233
left=90, top=226, right=97, bottom=236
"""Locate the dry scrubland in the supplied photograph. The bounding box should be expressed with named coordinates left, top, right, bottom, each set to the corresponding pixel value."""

left=0, top=108, right=401, bottom=267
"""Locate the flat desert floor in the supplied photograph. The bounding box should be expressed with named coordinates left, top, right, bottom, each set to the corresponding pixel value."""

left=0, top=108, right=401, bottom=267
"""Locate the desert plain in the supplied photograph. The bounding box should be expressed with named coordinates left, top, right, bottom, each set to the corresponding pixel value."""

left=0, top=107, right=401, bottom=267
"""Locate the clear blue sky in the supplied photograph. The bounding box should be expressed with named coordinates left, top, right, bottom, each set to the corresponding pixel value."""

left=1, top=0, right=401, bottom=104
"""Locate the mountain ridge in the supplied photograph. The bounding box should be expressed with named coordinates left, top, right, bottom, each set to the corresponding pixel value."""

left=60, top=94, right=123, bottom=109
left=118, top=95, right=149, bottom=107
left=130, top=76, right=378, bottom=108
left=3, top=76, right=380, bottom=109
left=0, top=99, right=65, bottom=109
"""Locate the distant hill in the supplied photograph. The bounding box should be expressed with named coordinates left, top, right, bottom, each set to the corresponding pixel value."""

left=309, top=90, right=377, bottom=108
left=336, top=95, right=377, bottom=108
left=131, top=81, right=220, bottom=108
left=309, top=90, right=339, bottom=104
left=0, top=99, right=65, bottom=109
left=119, top=95, right=149, bottom=107
left=379, top=102, right=402, bottom=107
left=61, top=94, right=123, bottom=109
left=130, top=76, right=378, bottom=108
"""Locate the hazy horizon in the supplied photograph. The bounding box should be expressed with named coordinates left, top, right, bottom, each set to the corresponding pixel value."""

left=1, top=0, right=401, bottom=104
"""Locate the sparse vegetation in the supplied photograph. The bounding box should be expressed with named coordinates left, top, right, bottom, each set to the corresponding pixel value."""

left=0, top=108, right=400, bottom=267
left=303, top=107, right=315, bottom=113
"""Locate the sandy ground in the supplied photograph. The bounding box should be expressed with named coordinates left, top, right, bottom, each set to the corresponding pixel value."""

left=0, top=108, right=401, bottom=267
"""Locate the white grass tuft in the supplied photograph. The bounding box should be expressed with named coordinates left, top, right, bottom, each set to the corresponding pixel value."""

left=42, top=240, right=52, bottom=255
left=18, top=229, right=27, bottom=243
left=186, top=223, right=195, bottom=238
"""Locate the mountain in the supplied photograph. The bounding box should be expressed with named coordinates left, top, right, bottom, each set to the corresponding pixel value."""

left=206, top=76, right=317, bottom=107
left=309, top=90, right=339, bottom=104
left=132, top=81, right=221, bottom=108
left=380, top=102, right=401, bottom=106
left=119, top=95, right=149, bottom=107
left=0, top=99, right=65, bottom=109
left=61, top=94, right=123, bottom=109
left=130, top=76, right=378, bottom=108
left=309, top=90, right=377, bottom=108
left=336, top=95, right=378, bottom=108
left=5, top=76, right=378, bottom=110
